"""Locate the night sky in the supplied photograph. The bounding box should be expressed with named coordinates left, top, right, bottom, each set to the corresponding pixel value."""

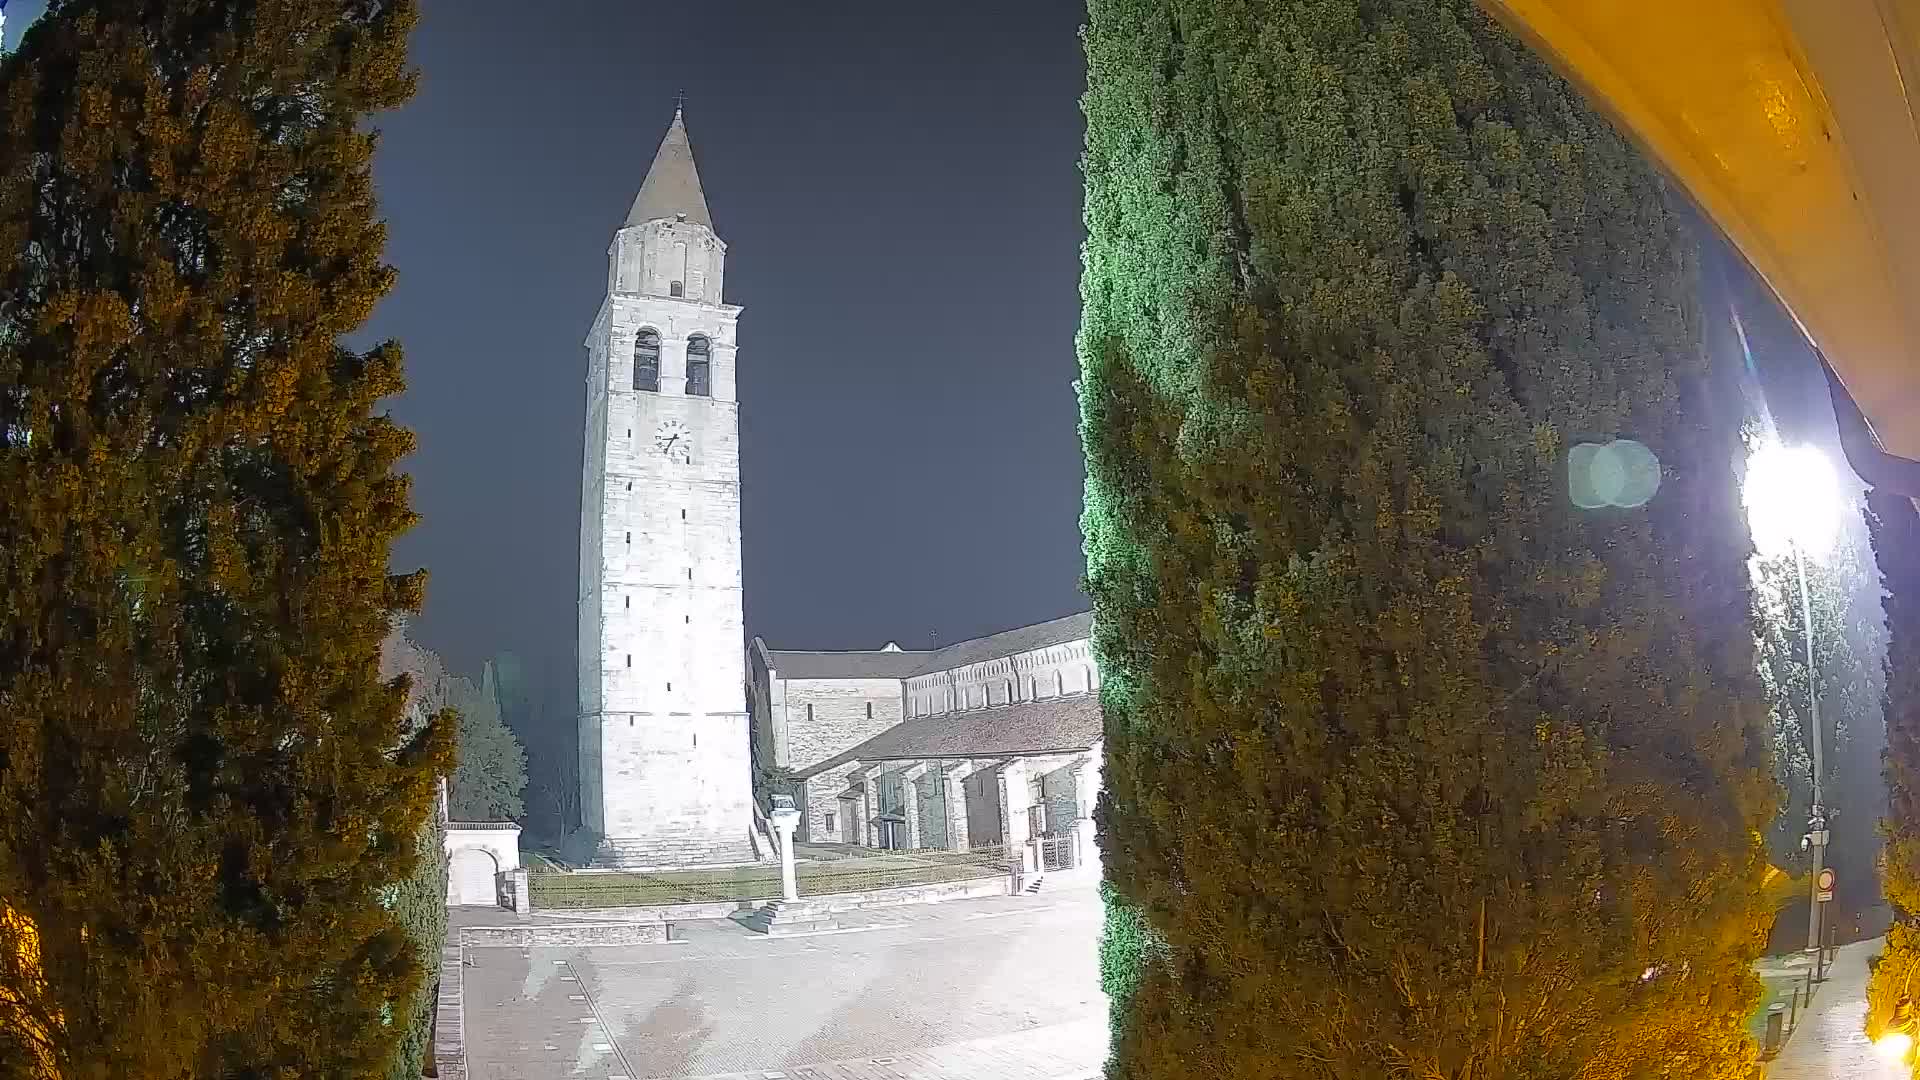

left=357, top=2, right=1093, bottom=712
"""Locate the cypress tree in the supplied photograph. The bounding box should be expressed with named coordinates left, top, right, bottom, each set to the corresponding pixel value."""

left=1077, top=0, right=1775, bottom=1074
left=451, top=661, right=527, bottom=821
left=1867, top=490, right=1920, bottom=1047
left=382, top=792, right=449, bottom=1080
left=0, top=2, right=449, bottom=1076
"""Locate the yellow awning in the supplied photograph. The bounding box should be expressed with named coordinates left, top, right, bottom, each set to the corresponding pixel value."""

left=1478, top=0, right=1920, bottom=477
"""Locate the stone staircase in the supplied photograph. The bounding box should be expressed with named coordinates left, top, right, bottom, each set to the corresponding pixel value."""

left=737, top=899, right=838, bottom=936
left=596, top=832, right=760, bottom=870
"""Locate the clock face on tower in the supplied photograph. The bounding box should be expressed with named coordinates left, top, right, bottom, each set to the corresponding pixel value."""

left=654, top=419, right=692, bottom=464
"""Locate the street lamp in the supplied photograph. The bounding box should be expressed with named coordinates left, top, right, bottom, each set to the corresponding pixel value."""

left=1743, top=442, right=1842, bottom=958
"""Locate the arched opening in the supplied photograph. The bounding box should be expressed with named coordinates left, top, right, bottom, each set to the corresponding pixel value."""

left=633, top=328, right=660, bottom=392
left=448, top=846, right=501, bottom=906
left=686, top=335, right=712, bottom=397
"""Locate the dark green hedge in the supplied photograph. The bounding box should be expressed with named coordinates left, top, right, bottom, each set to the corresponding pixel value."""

left=385, top=799, right=450, bottom=1080
left=1077, top=0, right=1775, bottom=1074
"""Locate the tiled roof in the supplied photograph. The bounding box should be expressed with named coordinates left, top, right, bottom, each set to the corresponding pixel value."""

left=765, top=610, right=1093, bottom=682
left=797, top=693, right=1102, bottom=778
left=762, top=649, right=934, bottom=680
left=914, top=611, right=1093, bottom=675
left=627, top=107, right=712, bottom=229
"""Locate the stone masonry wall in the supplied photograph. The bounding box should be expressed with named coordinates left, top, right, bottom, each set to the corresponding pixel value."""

left=780, top=677, right=903, bottom=840
left=904, top=638, right=1099, bottom=719
left=580, top=207, right=752, bottom=862
left=1039, top=764, right=1079, bottom=837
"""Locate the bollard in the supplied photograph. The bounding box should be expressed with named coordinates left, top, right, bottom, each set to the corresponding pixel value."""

left=1790, top=985, right=1801, bottom=1030
left=1764, top=1003, right=1787, bottom=1056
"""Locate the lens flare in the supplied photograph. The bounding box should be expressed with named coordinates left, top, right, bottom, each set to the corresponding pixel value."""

left=1875, top=1031, right=1913, bottom=1063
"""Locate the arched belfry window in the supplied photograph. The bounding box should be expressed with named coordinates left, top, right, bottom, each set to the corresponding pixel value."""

left=633, top=329, right=660, bottom=392
left=686, top=335, right=712, bottom=397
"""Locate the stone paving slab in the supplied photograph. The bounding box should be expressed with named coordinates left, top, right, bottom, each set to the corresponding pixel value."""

left=643, top=1017, right=1103, bottom=1080
left=1765, top=938, right=1884, bottom=1078
left=462, top=889, right=1107, bottom=1080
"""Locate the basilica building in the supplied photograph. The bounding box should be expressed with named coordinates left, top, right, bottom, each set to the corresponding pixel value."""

left=748, top=613, right=1104, bottom=880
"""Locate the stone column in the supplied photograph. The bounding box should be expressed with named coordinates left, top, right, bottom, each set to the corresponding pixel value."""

left=1073, top=750, right=1101, bottom=873
left=862, top=769, right=884, bottom=849
left=997, top=759, right=1035, bottom=879
left=847, top=789, right=867, bottom=850
left=942, top=763, right=974, bottom=853
left=771, top=806, right=801, bottom=902
left=852, top=767, right=874, bottom=849
left=899, top=763, right=928, bottom=850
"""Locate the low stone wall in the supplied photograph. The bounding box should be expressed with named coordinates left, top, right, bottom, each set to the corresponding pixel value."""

left=533, top=899, right=752, bottom=923
left=457, top=921, right=668, bottom=947
left=540, top=875, right=1009, bottom=925
left=797, top=875, right=1010, bottom=911
left=433, top=946, right=466, bottom=1080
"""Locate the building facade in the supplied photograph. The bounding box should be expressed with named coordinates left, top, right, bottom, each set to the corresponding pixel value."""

left=577, top=109, right=757, bottom=868
left=748, top=613, right=1104, bottom=880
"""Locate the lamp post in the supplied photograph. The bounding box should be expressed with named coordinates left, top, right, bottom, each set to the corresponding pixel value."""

left=1743, top=442, right=1842, bottom=957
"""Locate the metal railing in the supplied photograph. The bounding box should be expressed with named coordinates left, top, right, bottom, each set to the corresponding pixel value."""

left=528, top=843, right=1010, bottom=908
left=1039, top=832, right=1076, bottom=872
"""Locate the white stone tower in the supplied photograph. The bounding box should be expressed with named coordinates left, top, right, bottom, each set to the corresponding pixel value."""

left=578, top=107, right=755, bottom=867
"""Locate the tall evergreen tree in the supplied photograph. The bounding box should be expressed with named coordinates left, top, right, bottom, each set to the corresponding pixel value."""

left=450, top=660, right=526, bottom=821
left=0, top=2, right=449, bottom=1076
left=1077, top=0, right=1775, bottom=1074
left=1749, top=519, right=1885, bottom=873
left=1867, top=490, right=1920, bottom=1050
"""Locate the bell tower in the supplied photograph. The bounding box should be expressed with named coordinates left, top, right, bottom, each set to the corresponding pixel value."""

left=578, top=107, right=754, bottom=867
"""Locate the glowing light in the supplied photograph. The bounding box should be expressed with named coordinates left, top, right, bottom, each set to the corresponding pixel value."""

left=1875, top=1031, right=1913, bottom=1063
left=1743, top=442, right=1841, bottom=560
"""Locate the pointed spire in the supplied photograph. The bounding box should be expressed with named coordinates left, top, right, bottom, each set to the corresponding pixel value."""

left=625, top=102, right=712, bottom=229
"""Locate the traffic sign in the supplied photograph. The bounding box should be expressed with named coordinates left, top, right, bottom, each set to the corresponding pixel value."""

left=1817, top=868, right=1836, bottom=891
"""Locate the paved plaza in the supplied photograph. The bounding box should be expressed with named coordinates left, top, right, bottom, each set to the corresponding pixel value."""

left=461, top=888, right=1108, bottom=1080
